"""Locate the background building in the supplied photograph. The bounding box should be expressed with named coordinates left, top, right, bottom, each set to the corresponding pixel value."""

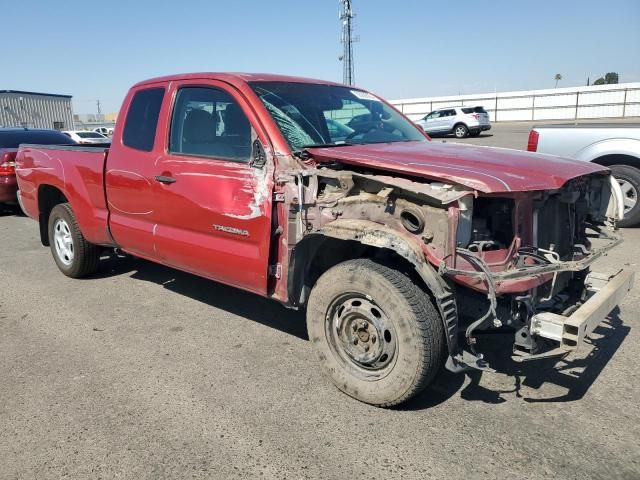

left=73, top=112, right=117, bottom=131
left=0, top=90, right=74, bottom=130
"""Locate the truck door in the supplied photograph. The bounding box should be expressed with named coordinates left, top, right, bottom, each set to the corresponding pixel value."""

left=105, top=85, right=166, bottom=259
left=443, top=109, right=457, bottom=132
left=151, top=81, right=274, bottom=295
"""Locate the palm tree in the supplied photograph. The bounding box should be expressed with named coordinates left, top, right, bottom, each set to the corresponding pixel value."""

left=554, top=73, right=562, bottom=88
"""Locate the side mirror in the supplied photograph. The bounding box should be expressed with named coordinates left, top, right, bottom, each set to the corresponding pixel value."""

left=251, top=139, right=267, bottom=169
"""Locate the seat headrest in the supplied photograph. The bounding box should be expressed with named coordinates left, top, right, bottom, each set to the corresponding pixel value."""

left=224, top=104, right=250, bottom=136
left=183, top=109, right=216, bottom=143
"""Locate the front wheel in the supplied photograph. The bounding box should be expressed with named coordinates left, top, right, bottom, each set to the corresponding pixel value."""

left=48, top=203, right=101, bottom=278
left=610, top=164, right=640, bottom=227
left=454, top=124, right=469, bottom=138
left=307, top=259, right=445, bottom=407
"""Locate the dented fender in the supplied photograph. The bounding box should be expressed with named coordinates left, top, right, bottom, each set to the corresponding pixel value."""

left=319, top=218, right=450, bottom=296
left=316, top=219, right=459, bottom=352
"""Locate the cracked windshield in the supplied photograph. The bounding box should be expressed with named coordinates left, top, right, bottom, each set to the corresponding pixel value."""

left=250, top=81, right=426, bottom=151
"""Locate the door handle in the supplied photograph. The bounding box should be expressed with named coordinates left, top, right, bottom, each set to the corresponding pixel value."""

left=155, top=175, right=176, bottom=184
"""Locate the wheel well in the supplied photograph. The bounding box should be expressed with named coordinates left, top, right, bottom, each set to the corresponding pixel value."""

left=288, top=236, right=435, bottom=308
left=453, top=122, right=468, bottom=130
left=592, top=154, right=640, bottom=170
left=38, top=185, right=68, bottom=246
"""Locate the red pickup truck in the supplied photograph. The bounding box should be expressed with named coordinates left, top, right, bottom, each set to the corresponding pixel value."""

left=15, top=73, right=633, bottom=407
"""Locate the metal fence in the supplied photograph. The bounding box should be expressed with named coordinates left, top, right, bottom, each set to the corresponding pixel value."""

left=389, top=83, right=640, bottom=123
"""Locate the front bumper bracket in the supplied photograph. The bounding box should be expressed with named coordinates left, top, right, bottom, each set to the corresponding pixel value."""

left=530, top=269, right=634, bottom=351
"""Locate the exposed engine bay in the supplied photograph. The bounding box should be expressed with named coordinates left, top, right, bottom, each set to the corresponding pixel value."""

left=283, top=161, right=626, bottom=370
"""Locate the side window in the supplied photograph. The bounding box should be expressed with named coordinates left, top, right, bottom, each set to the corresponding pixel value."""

left=169, top=86, right=252, bottom=162
left=123, top=87, right=165, bottom=151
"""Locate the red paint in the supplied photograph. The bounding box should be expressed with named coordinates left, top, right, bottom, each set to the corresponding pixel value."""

left=307, top=141, right=608, bottom=193
left=16, top=147, right=110, bottom=243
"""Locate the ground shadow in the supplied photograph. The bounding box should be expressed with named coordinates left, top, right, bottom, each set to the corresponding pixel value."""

left=400, top=308, right=628, bottom=410
left=92, top=253, right=308, bottom=341
left=91, top=254, right=628, bottom=409
left=0, top=204, right=23, bottom=217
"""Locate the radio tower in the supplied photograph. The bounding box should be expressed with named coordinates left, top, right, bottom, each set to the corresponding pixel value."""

left=339, top=0, right=357, bottom=85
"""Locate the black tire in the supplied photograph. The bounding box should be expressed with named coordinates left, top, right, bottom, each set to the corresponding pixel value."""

left=610, top=164, right=640, bottom=227
left=470, top=130, right=481, bottom=137
left=48, top=203, right=100, bottom=278
left=306, top=259, right=445, bottom=407
left=454, top=123, right=469, bottom=138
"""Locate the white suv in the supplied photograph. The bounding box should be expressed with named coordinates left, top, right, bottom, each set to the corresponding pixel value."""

left=416, top=106, right=491, bottom=138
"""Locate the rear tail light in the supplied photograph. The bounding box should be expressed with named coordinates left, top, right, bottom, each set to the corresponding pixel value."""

left=527, top=130, right=539, bottom=152
left=0, top=151, right=16, bottom=176
left=473, top=114, right=480, bottom=120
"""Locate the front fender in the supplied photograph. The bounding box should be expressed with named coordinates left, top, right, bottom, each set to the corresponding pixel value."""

left=318, top=219, right=459, bottom=353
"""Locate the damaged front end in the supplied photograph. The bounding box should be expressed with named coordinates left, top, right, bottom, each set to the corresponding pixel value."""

left=286, top=162, right=632, bottom=372
left=440, top=173, right=633, bottom=369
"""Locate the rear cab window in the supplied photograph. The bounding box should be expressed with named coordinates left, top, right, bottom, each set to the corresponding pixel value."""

left=122, top=87, right=165, bottom=151
left=76, top=132, right=105, bottom=139
left=461, top=106, right=487, bottom=114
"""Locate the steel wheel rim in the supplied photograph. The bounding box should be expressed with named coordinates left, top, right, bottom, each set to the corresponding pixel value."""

left=617, top=178, right=638, bottom=214
left=53, top=218, right=74, bottom=266
left=325, top=293, right=398, bottom=381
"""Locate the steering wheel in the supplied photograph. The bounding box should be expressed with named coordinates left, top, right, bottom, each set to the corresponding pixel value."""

left=345, top=129, right=366, bottom=142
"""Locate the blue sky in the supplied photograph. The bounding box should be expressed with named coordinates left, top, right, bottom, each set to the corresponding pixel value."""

left=4, top=0, right=639, bottom=114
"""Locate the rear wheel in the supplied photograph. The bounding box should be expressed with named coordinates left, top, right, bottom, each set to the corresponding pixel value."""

left=307, top=259, right=445, bottom=407
left=48, top=203, right=100, bottom=278
left=610, top=164, right=640, bottom=227
left=454, top=124, right=469, bottom=138
left=470, top=130, right=481, bottom=137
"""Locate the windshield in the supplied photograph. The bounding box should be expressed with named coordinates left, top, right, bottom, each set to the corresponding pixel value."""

left=249, top=82, right=426, bottom=151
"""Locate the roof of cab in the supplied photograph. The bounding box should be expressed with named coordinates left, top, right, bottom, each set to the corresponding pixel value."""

left=132, top=72, right=347, bottom=89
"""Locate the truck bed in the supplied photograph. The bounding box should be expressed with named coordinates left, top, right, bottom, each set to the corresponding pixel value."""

left=16, top=144, right=112, bottom=245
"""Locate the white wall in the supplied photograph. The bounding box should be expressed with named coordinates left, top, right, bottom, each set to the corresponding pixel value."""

left=389, top=83, right=640, bottom=123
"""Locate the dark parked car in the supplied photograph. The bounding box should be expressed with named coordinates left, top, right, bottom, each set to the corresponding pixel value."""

left=0, top=128, right=75, bottom=204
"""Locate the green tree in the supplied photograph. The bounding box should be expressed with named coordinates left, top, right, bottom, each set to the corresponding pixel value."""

left=554, top=73, right=562, bottom=88
left=593, top=72, right=619, bottom=85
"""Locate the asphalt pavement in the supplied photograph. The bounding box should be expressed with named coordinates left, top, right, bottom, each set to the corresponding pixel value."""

left=1, top=125, right=639, bottom=479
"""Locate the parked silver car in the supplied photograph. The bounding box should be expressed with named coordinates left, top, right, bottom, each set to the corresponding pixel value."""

left=529, top=123, right=640, bottom=227
left=416, top=106, right=491, bottom=138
